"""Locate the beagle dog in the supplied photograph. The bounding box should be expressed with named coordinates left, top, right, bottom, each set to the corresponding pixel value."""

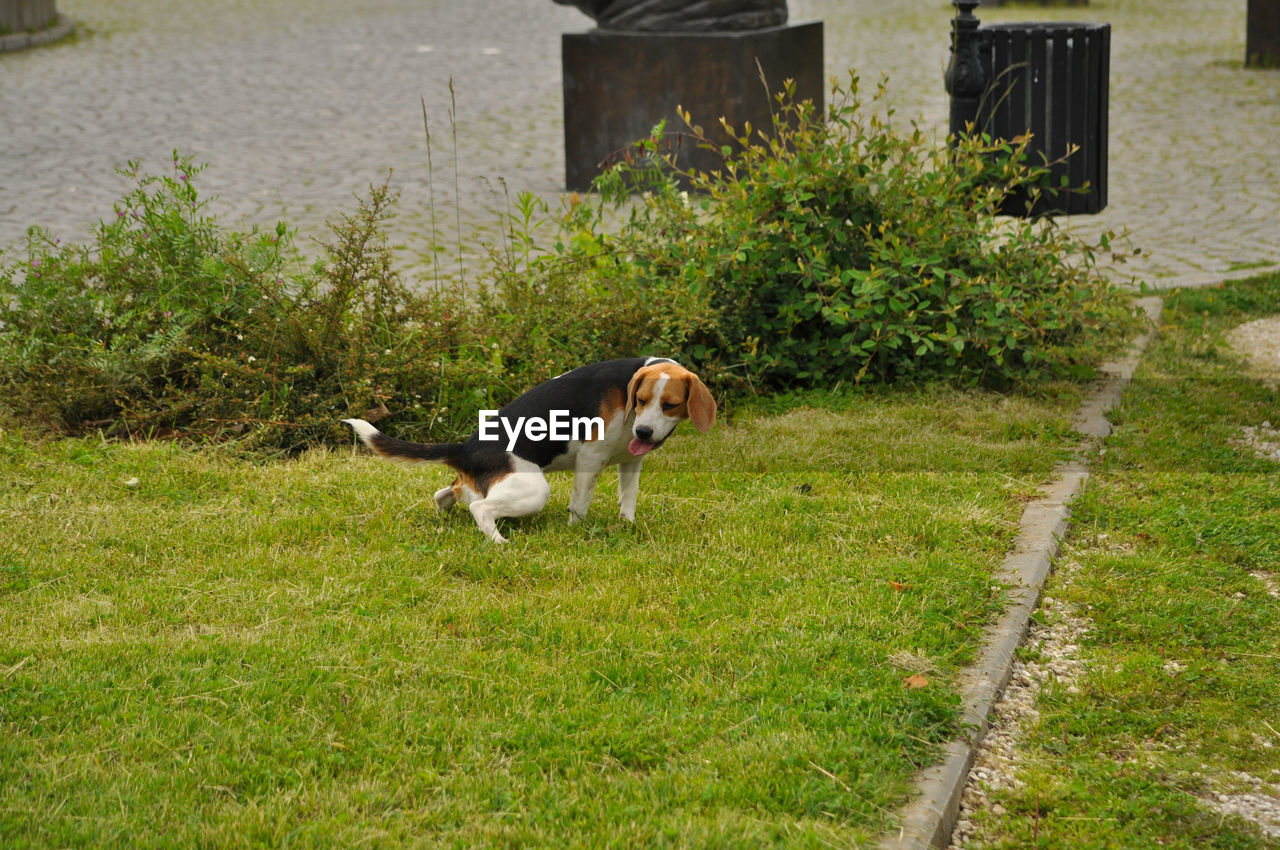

left=342, top=357, right=715, bottom=543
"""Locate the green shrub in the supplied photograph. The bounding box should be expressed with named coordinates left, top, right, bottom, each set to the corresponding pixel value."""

left=0, top=155, right=686, bottom=451
left=584, top=73, right=1139, bottom=388
left=0, top=157, right=292, bottom=436
left=0, top=157, right=486, bottom=449
left=474, top=190, right=719, bottom=385
left=0, top=72, right=1139, bottom=451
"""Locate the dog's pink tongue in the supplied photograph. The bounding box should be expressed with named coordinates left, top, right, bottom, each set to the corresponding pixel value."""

left=628, top=438, right=655, bottom=457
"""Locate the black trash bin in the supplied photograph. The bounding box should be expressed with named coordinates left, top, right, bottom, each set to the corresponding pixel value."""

left=977, top=22, right=1110, bottom=216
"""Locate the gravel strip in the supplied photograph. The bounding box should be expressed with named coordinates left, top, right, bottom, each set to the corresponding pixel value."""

left=949, top=564, right=1280, bottom=847
left=1229, top=315, right=1280, bottom=462
left=1200, top=776, right=1280, bottom=840
left=947, top=577, right=1090, bottom=850
left=880, top=297, right=1164, bottom=850
left=1227, top=315, right=1280, bottom=378
left=945, top=308, right=1280, bottom=848
left=1237, top=423, right=1280, bottom=463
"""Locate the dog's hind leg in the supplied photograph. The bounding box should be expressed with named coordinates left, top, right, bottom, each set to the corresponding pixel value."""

left=467, top=462, right=551, bottom=544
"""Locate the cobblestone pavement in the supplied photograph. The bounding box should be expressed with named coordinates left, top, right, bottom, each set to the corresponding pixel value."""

left=1, top=0, right=1276, bottom=286
left=979, top=0, right=1280, bottom=287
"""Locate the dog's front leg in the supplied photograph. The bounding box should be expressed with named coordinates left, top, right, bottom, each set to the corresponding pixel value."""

left=568, top=449, right=614, bottom=524
left=567, top=468, right=600, bottom=524
left=617, top=459, right=643, bottom=522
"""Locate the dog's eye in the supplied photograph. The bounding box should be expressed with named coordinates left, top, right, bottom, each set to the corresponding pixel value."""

left=662, top=401, right=679, bottom=411
left=636, top=396, right=650, bottom=406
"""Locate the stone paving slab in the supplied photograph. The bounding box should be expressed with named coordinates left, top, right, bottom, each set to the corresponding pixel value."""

left=976, top=0, right=1280, bottom=286
left=5, top=1, right=1272, bottom=286
left=1, top=0, right=590, bottom=279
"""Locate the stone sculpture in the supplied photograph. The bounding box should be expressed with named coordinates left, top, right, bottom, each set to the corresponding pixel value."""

left=552, top=0, right=788, bottom=32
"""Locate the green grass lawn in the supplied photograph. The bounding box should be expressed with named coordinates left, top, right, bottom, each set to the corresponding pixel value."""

left=971, top=274, right=1280, bottom=849
left=0, top=386, right=1083, bottom=847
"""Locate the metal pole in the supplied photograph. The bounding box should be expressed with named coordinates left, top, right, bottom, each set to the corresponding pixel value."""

left=945, top=0, right=986, bottom=139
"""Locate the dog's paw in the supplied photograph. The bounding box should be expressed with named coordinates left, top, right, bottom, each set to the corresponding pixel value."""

left=433, top=486, right=457, bottom=512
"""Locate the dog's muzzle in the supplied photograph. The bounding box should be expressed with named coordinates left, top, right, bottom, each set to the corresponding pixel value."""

left=628, top=425, right=667, bottom=457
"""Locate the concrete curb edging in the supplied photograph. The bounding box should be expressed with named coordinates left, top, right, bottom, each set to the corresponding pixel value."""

left=1140, top=265, right=1279, bottom=292
left=881, top=294, right=1165, bottom=850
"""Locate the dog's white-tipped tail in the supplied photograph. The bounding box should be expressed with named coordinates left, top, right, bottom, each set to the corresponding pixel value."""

left=341, top=418, right=380, bottom=446
left=341, top=418, right=466, bottom=465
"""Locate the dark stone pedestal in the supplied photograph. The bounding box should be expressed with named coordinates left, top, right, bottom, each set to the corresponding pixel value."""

left=562, top=21, right=824, bottom=192
left=1247, top=0, right=1280, bottom=68
left=0, top=0, right=57, bottom=32
left=0, top=0, right=74, bottom=53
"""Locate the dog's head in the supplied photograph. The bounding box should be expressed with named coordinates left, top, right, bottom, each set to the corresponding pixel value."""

left=624, top=360, right=716, bottom=457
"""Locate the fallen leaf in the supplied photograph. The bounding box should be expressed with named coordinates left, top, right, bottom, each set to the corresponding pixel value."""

left=364, top=403, right=392, bottom=423
left=888, top=580, right=911, bottom=592
left=903, top=674, right=929, bottom=689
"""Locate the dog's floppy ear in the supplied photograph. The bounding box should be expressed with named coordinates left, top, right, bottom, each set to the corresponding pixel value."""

left=625, top=368, right=645, bottom=418
left=686, top=374, right=717, bottom=433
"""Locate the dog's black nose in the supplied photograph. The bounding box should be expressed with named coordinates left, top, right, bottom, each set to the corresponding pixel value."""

left=634, top=425, right=654, bottom=441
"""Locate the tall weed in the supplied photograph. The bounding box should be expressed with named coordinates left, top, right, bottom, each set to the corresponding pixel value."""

left=0, top=155, right=676, bottom=450
left=0, top=156, right=487, bottom=450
